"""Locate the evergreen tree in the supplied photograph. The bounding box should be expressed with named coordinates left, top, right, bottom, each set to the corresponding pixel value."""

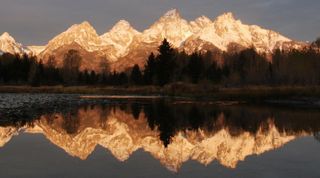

left=130, top=64, right=143, bottom=85
left=89, top=70, right=97, bottom=85
left=206, top=61, right=222, bottom=83
left=155, top=39, right=176, bottom=86
left=118, top=72, right=128, bottom=85
left=186, top=52, right=204, bottom=83
left=30, top=61, right=44, bottom=86
left=144, top=53, right=157, bottom=85
left=83, top=70, right=90, bottom=84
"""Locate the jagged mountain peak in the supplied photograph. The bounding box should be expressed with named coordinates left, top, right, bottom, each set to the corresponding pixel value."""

left=0, top=32, right=27, bottom=54
left=182, top=11, right=296, bottom=53
left=163, top=9, right=181, bottom=18
left=52, top=21, right=99, bottom=40
left=190, top=16, right=213, bottom=33
left=107, top=20, right=140, bottom=34
left=213, top=12, right=241, bottom=29
left=0, top=32, right=15, bottom=42
left=15, top=111, right=305, bottom=172
left=100, top=19, right=141, bottom=59
left=194, top=15, right=212, bottom=24
left=215, top=12, right=237, bottom=22
left=112, top=20, right=132, bottom=29
left=142, top=9, right=193, bottom=47
left=42, top=20, right=102, bottom=54
left=65, top=21, right=97, bottom=34
left=16, top=9, right=302, bottom=72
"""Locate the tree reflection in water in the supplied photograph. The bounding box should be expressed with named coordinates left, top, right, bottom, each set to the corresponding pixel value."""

left=1, top=100, right=320, bottom=171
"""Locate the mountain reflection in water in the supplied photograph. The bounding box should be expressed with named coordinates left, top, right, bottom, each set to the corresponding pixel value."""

left=1, top=100, right=320, bottom=172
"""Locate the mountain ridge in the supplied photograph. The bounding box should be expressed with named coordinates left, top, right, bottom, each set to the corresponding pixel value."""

left=0, top=9, right=306, bottom=71
left=1, top=109, right=308, bottom=172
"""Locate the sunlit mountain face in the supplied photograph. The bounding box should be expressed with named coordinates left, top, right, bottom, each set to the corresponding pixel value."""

left=1, top=100, right=320, bottom=172
left=0, top=9, right=307, bottom=72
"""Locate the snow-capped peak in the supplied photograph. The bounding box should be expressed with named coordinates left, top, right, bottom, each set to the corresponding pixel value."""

left=100, top=20, right=141, bottom=60
left=108, top=20, right=139, bottom=33
left=20, top=9, right=301, bottom=71
left=163, top=9, right=180, bottom=18
left=184, top=11, right=293, bottom=53
left=216, top=12, right=236, bottom=22
left=142, top=9, right=193, bottom=47
left=195, top=15, right=212, bottom=24
left=113, top=20, right=131, bottom=28
left=65, top=21, right=97, bottom=34
left=15, top=109, right=305, bottom=172
left=0, top=32, right=26, bottom=54
left=190, top=16, right=213, bottom=33
left=0, top=32, right=16, bottom=42
left=213, top=12, right=241, bottom=30
left=42, top=21, right=102, bottom=54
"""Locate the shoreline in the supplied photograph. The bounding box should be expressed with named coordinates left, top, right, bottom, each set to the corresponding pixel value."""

left=0, top=85, right=320, bottom=103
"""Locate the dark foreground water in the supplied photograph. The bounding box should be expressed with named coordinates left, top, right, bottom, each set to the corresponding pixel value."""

left=0, top=94, right=320, bottom=178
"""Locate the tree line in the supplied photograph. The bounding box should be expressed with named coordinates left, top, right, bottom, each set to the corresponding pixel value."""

left=0, top=39, right=320, bottom=86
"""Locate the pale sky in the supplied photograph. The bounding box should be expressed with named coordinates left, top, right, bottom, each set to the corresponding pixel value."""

left=0, top=0, right=319, bottom=45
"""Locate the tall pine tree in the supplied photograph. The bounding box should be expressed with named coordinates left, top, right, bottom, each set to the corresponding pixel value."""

left=144, top=53, right=157, bottom=85
left=130, top=64, right=143, bottom=85
left=155, top=39, right=176, bottom=86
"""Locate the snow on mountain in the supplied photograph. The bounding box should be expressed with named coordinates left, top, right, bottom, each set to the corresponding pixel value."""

left=113, top=10, right=300, bottom=70
left=190, top=15, right=213, bottom=33
left=141, top=9, right=193, bottom=47
left=1, top=9, right=305, bottom=71
left=100, top=20, right=141, bottom=61
left=18, top=109, right=307, bottom=172
left=0, top=32, right=28, bottom=55
left=28, top=45, right=46, bottom=56
left=40, top=21, right=103, bottom=56
left=184, top=12, right=292, bottom=53
left=0, top=126, right=18, bottom=147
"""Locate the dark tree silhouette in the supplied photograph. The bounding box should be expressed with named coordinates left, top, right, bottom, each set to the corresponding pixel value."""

left=155, top=39, right=176, bottom=86
left=130, top=64, right=143, bottom=85
left=186, top=52, right=204, bottom=83
left=1, top=37, right=320, bottom=87
left=144, top=52, right=157, bottom=85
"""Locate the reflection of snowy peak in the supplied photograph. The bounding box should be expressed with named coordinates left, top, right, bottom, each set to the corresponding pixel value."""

left=21, top=108, right=306, bottom=172
left=0, top=126, right=18, bottom=147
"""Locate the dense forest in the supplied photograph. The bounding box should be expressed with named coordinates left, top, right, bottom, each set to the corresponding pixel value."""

left=0, top=38, right=320, bottom=87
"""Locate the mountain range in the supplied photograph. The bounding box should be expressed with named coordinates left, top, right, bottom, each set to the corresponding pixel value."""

left=0, top=108, right=307, bottom=172
left=0, top=9, right=305, bottom=72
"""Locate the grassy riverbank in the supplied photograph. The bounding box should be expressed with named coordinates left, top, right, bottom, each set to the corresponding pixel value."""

left=1, top=84, right=320, bottom=102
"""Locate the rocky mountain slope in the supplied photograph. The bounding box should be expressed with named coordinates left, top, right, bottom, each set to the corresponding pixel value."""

left=0, top=32, right=28, bottom=55
left=3, top=108, right=305, bottom=171
left=0, top=9, right=305, bottom=71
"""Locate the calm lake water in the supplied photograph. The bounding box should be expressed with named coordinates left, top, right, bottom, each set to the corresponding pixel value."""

left=0, top=94, right=320, bottom=178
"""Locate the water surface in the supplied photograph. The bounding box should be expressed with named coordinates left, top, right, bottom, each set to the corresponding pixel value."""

left=0, top=94, right=320, bottom=178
